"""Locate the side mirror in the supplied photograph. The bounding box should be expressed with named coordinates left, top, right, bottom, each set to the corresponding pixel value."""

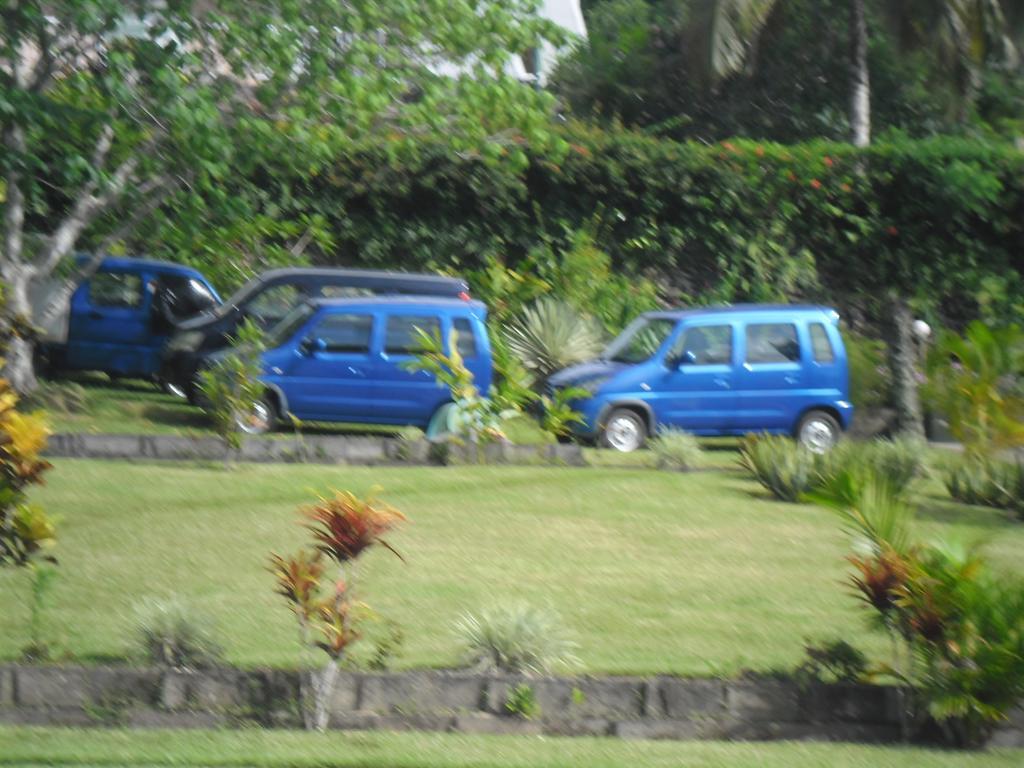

left=300, top=337, right=327, bottom=356
left=678, top=350, right=698, bottom=367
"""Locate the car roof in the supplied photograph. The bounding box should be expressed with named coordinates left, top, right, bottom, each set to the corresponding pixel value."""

left=79, top=255, right=207, bottom=276
left=255, top=267, right=468, bottom=288
left=309, top=296, right=486, bottom=311
left=643, top=304, right=838, bottom=321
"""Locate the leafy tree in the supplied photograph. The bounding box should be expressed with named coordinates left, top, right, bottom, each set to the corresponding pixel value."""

left=1, top=0, right=568, bottom=392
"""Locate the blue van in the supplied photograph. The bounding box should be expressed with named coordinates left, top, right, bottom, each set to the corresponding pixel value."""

left=547, top=305, right=853, bottom=452
left=34, top=257, right=221, bottom=383
left=240, top=296, right=491, bottom=433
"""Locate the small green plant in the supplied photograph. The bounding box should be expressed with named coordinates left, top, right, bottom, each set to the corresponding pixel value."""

left=504, top=683, right=541, bottom=719
left=132, top=597, right=224, bottom=669
left=24, top=381, right=88, bottom=415
left=650, top=427, right=703, bottom=471
left=197, top=319, right=267, bottom=455
left=943, top=456, right=1024, bottom=516
left=739, top=434, right=820, bottom=502
left=820, top=437, right=927, bottom=498
left=20, top=562, right=58, bottom=661
left=367, top=619, right=405, bottom=671
left=538, top=386, right=588, bottom=441
left=795, top=639, right=869, bottom=685
left=393, top=427, right=425, bottom=462
left=406, top=327, right=518, bottom=446
left=455, top=603, right=578, bottom=675
left=925, top=321, right=1024, bottom=459
left=846, top=334, right=892, bottom=410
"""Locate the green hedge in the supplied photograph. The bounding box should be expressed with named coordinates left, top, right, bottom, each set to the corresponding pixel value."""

left=294, top=128, right=1023, bottom=328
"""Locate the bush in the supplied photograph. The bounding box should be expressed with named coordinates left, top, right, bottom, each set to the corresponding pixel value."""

left=132, top=597, right=224, bottom=669
left=650, top=427, right=702, bottom=471
left=24, top=381, right=88, bottom=415
left=822, top=437, right=927, bottom=498
left=845, top=335, right=891, bottom=410
left=944, top=457, right=1024, bottom=516
left=795, top=639, right=870, bottom=685
left=505, top=298, right=604, bottom=388
left=455, top=604, right=578, bottom=675
left=738, top=434, right=821, bottom=502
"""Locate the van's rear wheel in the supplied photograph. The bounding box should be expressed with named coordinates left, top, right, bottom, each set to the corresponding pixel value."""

left=796, top=410, right=840, bottom=454
left=600, top=408, right=647, bottom=452
left=237, top=396, right=277, bottom=436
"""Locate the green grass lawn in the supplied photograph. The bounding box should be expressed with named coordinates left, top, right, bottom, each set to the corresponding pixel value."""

left=1, top=460, right=1018, bottom=675
left=1, top=726, right=1022, bottom=768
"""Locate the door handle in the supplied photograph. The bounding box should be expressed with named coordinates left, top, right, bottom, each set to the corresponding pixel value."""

left=347, top=366, right=365, bottom=377
left=784, top=375, right=800, bottom=385
left=713, top=377, right=730, bottom=389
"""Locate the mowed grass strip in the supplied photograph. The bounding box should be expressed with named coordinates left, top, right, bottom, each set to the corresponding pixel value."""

left=1, top=726, right=1022, bottom=768
left=0, top=460, right=1019, bottom=675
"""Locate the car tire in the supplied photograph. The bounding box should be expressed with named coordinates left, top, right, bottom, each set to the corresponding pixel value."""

left=599, top=408, right=647, bottom=452
left=795, top=410, right=841, bottom=454
left=236, top=395, right=277, bottom=436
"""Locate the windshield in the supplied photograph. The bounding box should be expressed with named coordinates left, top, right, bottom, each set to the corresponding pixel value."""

left=265, top=303, right=316, bottom=349
left=604, top=317, right=677, bottom=364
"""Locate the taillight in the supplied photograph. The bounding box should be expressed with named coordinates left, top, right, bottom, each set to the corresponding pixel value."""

left=458, top=291, right=471, bottom=301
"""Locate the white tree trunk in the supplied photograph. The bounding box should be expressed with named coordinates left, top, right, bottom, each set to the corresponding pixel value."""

left=886, top=295, right=925, bottom=439
left=1, top=264, right=39, bottom=394
left=850, top=0, right=871, bottom=148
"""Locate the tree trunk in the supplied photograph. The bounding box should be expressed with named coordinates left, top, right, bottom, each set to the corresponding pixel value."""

left=849, top=0, right=871, bottom=148
left=886, top=295, right=925, bottom=439
left=1, top=266, right=39, bottom=394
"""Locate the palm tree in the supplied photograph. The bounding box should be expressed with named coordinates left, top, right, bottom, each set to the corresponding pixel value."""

left=702, top=0, right=1023, bottom=146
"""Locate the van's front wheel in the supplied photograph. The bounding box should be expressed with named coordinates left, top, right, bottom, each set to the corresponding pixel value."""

left=796, top=410, right=840, bottom=454
left=600, top=408, right=647, bottom=452
left=237, top=396, right=277, bottom=436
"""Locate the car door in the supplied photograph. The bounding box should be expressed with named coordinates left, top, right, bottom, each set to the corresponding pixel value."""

left=368, top=311, right=445, bottom=424
left=733, top=320, right=807, bottom=431
left=280, top=310, right=376, bottom=421
left=66, top=269, right=152, bottom=375
left=650, top=322, right=736, bottom=433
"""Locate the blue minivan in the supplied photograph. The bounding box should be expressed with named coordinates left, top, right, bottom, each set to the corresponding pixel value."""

left=34, top=257, right=221, bottom=383
left=547, top=305, right=853, bottom=452
left=241, top=296, right=491, bottom=433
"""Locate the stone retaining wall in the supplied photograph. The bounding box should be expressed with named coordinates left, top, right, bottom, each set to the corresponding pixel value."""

left=2, top=665, right=1022, bottom=746
left=44, top=433, right=585, bottom=467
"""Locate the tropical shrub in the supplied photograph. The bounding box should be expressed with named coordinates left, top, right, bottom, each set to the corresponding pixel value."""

left=795, top=639, right=870, bottom=685
left=455, top=604, right=578, bottom=675
left=925, top=322, right=1024, bottom=458
left=651, top=427, right=703, bottom=472
left=269, top=489, right=405, bottom=731
left=504, top=683, right=541, bottom=719
left=198, top=319, right=266, bottom=454
left=738, top=434, right=820, bottom=502
left=943, top=456, right=1024, bottom=517
left=504, top=298, right=604, bottom=389
left=538, top=386, right=588, bottom=442
left=821, top=437, right=927, bottom=498
left=846, top=334, right=892, bottom=410
left=406, top=327, right=518, bottom=445
left=817, top=463, right=1024, bottom=748
left=132, top=597, right=224, bottom=669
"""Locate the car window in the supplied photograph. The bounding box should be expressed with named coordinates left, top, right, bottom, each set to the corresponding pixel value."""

left=604, top=318, right=676, bottom=364
left=385, top=315, right=441, bottom=355
left=745, top=323, right=801, bottom=364
left=669, top=325, right=732, bottom=365
left=809, top=322, right=835, bottom=363
left=89, top=272, right=143, bottom=309
left=312, top=313, right=373, bottom=354
left=319, top=285, right=375, bottom=299
left=245, top=284, right=306, bottom=325
left=453, top=317, right=478, bottom=358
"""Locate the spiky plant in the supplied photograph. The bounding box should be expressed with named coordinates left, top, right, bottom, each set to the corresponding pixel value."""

left=738, top=434, right=820, bottom=502
left=455, top=603, right=579, bottom=675
left=505, top=298, right=603, bottom=387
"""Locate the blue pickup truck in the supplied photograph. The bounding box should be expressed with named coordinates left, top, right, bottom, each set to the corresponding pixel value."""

left=34, top=257, right=221, bottom=385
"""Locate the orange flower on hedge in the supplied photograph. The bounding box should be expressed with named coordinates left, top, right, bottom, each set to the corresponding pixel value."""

left=722, top=141, right=737, bottom=152
left=810, top=179, right=822, bottom=190
left=887, top=225, right=899, bottom=236
left=755, top=146, right=765, bottom=157
left=303, top=489, right=406, bottom=563
left=824, top=156, right=834, bottom=167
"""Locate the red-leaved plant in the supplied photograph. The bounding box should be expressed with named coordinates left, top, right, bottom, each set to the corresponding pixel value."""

left=270, top=488, right=405, bottom=731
